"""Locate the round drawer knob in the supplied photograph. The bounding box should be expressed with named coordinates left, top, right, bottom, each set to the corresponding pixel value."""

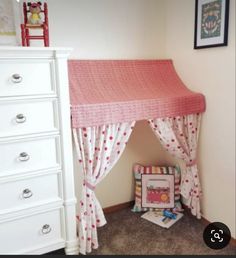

left=18, top=152, right=30, bottom=162
left=15, top=114, right=26, bottom=123
left=41, top=224, right=52, bottom=235
left=22, top=188, right=33, bottom=199
left=11, top=74, right=23, bottom=83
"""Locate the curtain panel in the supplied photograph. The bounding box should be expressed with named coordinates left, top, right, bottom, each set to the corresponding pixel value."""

left=73, top=121, right=135, bottom=254
left=148, top=114, right=202, bottom=218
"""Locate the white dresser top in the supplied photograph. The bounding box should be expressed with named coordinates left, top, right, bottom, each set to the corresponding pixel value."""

left=0, top=46, right=73, bottom=58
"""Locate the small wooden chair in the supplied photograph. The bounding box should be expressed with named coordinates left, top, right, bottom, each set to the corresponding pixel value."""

left=21, top=2, right=49, bottom=47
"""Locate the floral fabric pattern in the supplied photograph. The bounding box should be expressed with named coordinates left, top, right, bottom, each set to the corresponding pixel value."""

left=148, top=114, right=202, bottom=218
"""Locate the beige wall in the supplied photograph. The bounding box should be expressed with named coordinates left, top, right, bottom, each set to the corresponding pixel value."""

left=47, top=0, right=166, bottom=59
left=165, top=0, right=235, bottom=238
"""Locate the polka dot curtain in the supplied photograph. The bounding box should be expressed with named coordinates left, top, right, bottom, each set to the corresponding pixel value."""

left=148, top=114, right=202, bottom=219
left=72, top=121, right=135, bottom=254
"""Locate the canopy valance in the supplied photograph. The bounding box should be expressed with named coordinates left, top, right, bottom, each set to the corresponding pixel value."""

left=68, top=60, right=206, bottom=128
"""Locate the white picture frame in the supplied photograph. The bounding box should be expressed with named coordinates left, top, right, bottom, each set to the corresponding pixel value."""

left=0, top=0, right=21, bottom=46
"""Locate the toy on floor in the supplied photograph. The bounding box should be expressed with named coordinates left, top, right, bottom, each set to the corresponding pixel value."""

left=163, top=209, right=177, bottom=220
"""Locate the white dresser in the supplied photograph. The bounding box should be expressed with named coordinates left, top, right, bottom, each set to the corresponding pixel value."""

left=0, top=47, right=79, bottom=255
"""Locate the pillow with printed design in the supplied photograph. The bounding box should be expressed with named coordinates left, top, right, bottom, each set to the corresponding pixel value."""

left=132, top=163, right=182, bottom=212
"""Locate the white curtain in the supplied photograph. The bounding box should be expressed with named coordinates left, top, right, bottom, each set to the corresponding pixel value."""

left=73, top=121, right=135, bottom=254
left=148, top=114, right=202, bottom=218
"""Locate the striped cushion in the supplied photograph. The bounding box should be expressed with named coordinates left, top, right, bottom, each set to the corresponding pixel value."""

left=132, top=164, right=182, bottom=212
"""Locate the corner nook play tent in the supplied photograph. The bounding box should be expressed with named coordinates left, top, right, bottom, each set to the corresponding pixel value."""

left=68, top=60, right=206, bottom=254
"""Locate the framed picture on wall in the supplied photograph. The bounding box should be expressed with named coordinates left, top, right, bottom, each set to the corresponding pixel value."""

left=194, top=0, right=230, bottom=49
left=0, top=0, right=21, bottom=46
left=141, top=174, right=175, bottom=209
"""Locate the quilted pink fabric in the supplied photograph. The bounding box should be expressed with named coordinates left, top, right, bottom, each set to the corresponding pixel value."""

left=68, top=60, right=206, bottom=128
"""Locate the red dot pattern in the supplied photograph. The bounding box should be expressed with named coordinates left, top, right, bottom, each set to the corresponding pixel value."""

left=75, top=121, right=135, bottom=253
left=148, top=114, right=202, bottom=217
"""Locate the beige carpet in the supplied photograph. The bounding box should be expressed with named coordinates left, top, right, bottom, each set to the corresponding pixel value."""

left=90, top=208, right=236, bottom=255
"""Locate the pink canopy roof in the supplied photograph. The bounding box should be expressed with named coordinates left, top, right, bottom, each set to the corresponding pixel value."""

left=68, top=60, right=206, bottom=128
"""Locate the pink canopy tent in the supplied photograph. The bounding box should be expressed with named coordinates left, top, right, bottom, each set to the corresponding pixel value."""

left=69, top=60, right=205, bottom=128
left=68, top=60, right=206, bottom=254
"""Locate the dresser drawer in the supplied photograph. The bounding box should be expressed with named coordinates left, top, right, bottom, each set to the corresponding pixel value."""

left=0, top=172, right=61, bottom=213
left=0, top=208, right=65, bottom=254
left=0, top=59, right=55, bottom=97
left=0, top=99, right=58, bottom=138
left=0, top=136, right=60, bottom=176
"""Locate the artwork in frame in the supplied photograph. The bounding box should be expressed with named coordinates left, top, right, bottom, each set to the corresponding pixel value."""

left=141, top=174, right=175, bottom=209
left=194, top=0, right=230, bottom=49
left=0, top=0, right=21, bottom=46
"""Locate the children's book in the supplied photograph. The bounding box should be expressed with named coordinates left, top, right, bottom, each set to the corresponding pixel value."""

left=141, top=210, right=183, bottom=229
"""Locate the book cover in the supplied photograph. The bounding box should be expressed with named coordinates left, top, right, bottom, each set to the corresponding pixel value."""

left=141, top=210, right=184, bottom=229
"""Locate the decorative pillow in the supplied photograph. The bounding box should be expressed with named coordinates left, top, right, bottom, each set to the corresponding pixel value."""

left=132, top=164, right=182, bottom=212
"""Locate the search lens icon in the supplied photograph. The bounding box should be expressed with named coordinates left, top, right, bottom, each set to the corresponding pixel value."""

left=203, top=222, right=231, bottom=250
left=214, top=232, right=220, bottom=239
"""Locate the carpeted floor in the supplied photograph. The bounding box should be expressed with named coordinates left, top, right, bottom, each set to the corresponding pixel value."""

left=89, top=208, right=236, bottom=255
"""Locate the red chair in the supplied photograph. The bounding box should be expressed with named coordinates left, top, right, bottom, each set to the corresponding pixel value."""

left=21, top=2, right=49, bottom=47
